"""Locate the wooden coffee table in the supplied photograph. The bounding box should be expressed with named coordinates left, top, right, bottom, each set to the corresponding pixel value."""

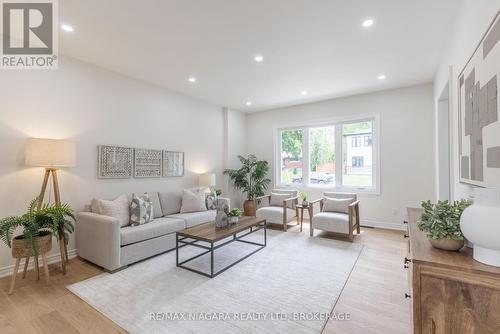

left=176, top=216, right=266, bottom=278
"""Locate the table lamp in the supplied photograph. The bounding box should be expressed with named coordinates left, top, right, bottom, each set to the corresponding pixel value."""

left=25, top=138, right=76, bottom=274
left=198, top=173, right=216, bottom=193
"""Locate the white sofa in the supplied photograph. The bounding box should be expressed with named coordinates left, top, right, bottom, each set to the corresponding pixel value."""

left=76, top=191, right=229, bottom=272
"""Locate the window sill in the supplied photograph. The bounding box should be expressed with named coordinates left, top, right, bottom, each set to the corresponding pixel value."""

left=275, top=184, right=380, bottom=195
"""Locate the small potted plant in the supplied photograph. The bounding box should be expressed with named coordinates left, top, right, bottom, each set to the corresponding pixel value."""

left=300, top=192, right=308, bottom=206
left=0, top=198, right=75, bottom=259
left=228, top=208, right=242, bottom=224
left=418, top=199, right=471, bottom=251
left=215, top=189, right=222, bottom=197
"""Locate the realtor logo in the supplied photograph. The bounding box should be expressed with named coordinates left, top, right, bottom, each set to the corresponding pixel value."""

left=1, top=0, right=58, bottom=69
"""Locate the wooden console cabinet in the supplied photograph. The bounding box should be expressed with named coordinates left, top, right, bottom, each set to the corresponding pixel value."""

left=406, top=208, right=500, bottom=334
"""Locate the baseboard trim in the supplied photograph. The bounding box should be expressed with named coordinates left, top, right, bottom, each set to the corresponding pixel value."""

left=0, top=249, right=77, bottom=278
left=361, top=219, right=406, bottom=231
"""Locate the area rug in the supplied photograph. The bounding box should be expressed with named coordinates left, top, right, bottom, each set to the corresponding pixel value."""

left=68, top=229, right=362, bottom=334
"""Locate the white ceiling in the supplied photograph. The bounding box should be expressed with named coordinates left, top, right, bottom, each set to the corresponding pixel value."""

left=60, top=0, right=458, bottom=112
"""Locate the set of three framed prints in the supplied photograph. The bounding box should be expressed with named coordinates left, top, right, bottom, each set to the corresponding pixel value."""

left=98, top=145, right=184, bottom=179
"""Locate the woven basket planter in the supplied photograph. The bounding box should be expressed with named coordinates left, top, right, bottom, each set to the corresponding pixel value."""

left=12, top=231, right=52, bottom=259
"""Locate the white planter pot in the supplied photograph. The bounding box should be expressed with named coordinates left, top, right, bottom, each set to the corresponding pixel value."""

left=460, top=204, right=500, bottom=267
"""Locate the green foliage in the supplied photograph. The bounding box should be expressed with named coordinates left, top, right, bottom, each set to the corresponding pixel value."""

left=215, top=189, right=222, bottom=196
left=300, top=192, right=308, bottom=203
left=281, top=129, right=302, bottom=159
left=310, top=127, right=335, bottom=171
left=342, top=121, right=372, bottom=135
left=224, top=154, right=271, bottom=201
left=418, top=199, right=472, bottom=241
left=0, top=198, right=75, bottom=256
left=228, top=208, right=242, bottom=217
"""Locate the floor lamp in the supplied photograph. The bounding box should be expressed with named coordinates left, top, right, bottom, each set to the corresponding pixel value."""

left=25, top=138, right=76, bottom=275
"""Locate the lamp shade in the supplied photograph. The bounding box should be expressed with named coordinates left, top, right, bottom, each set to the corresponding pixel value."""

left=25, top=138, right=76, bottom=168
left=198, top=173, right=216, bottom=188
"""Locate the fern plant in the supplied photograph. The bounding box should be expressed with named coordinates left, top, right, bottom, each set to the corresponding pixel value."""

left=418, top=199, right=471, bottom=241
left=0, top=198, right=75, bottom=256
left=224, top=154, right=271, bottom=201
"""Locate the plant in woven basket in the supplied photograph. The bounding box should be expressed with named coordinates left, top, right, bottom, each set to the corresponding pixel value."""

left=418, top=199, right=472, bottom=241
left=0, top=198, right=75, bottom=256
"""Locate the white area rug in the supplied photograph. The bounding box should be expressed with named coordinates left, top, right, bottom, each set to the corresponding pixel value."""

left=68, top=229, right=362, bottom=334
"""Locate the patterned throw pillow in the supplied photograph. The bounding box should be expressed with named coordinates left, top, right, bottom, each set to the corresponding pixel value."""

left=130, top=193, right=153, bottom=226
left=206, top=193, right=217, bottom=210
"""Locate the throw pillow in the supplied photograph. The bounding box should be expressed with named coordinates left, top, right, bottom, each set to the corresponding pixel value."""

left=130, top=193, right=153, bottom=226
left=206, top=193, right=217, bottom=210
left=91, top=194, right=130, bottom=227
left=181, top=189, right=208, bottom=213
left=322, top=197, right=354, bottom=214
left=270, top=193, right=291, bottom=207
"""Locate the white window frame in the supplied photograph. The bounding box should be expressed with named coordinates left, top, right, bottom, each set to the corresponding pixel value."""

left=273, top=113, right=380, bottom=194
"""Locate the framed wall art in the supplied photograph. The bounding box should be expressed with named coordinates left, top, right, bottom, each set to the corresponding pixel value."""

left=98, top=145, right=134, bottom=179
left=163, top=151, right=184, bottom=177
left=134, top=148, right=163, bottom=178
left=458, top=10, right=500, bottom=188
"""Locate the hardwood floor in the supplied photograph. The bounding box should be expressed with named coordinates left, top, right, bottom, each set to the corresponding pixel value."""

left=0, top=225, right=409, bottom=334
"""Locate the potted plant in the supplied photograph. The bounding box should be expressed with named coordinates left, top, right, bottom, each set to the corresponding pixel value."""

left=224, top=154, right=271, bottom=216
left=300, top=192, right=309, bottom=206
left=228, top=208, right=242, bottom=224
left=418, top=199, right=471, bottom=251
left=0, top=198, right=75, bottom=258
left=215, top=189, right=222, bottom=197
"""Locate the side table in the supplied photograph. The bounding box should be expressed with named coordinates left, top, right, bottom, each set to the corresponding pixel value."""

left=296, top=203, right=312, bottom=232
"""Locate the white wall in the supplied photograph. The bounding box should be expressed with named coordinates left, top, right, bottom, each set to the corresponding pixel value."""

left=223, top=108, right=247, bottom=208
left=246, top=84, right=436, bottom=229
left=0, top=57, right=235, bottom=272
left=434, top=1, right=500, bottom=201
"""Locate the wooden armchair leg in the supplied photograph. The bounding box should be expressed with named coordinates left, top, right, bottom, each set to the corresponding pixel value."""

left=357, top=224, right=360, bottom=234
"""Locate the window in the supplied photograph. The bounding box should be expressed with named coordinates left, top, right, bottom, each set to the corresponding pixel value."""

left=309, top=126, right=335, bottom=185
left=351, top=136, right=361, bottom=147
left=352, top=156, right=364, bottom=167
left=276, top=116, right=378, bottom=192
left=364, top=135, right=372, bottom=147
left=280, top=129, right=303, bottom=184
left=342, top=121, right=373, bottom=188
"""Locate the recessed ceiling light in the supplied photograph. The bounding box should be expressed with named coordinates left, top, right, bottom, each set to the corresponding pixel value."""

left=61, top=24, right=74, bottom=32
left=245, top=101, right=252, bottom=106
left=301, top=90, right=308, bottom=96
left=188, top=77, right=197, bottom=83
left=362, top=19, right=374, bottom=28
left=254, top=55, right=264, bottom=62
left=377, top=74, right=386, bottom=80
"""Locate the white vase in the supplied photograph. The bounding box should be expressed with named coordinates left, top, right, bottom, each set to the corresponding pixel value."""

left=460, top=204, right=500, bottom=267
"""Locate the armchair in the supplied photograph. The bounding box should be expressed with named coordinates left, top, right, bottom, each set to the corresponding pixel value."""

left=255, top=189, right=299, bottom=231
left=309, top=192, right=360, bottom=241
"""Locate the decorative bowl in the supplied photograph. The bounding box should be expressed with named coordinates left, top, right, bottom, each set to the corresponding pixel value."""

left=428, top=237, right=464, bottom=251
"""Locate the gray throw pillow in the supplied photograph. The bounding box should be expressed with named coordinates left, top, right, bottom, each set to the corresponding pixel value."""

left=322, top=197, right=354, bottom=214
left=270, top=193, right=291, bottom=207
left=130, top=193, right=153, bottom=226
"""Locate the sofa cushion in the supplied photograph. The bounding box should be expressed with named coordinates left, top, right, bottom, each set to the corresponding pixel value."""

left=149, top=192, right=163, bottom=219
left=158, top=192, right=182, bottom=215
left=91, top=194, right=130, bottom=227
left=166, top=210, right=216, bottom=228
left=256, top=206, right=296, bottom=224
left=312, top=212, right=349, bottom=234
left=180, top=189, right=207, bottom=213
left=120, top=217, right=185, bottom=246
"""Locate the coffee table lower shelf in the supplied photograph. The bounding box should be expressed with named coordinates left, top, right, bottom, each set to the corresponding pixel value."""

left=176, top=221, right=266, bottom=278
